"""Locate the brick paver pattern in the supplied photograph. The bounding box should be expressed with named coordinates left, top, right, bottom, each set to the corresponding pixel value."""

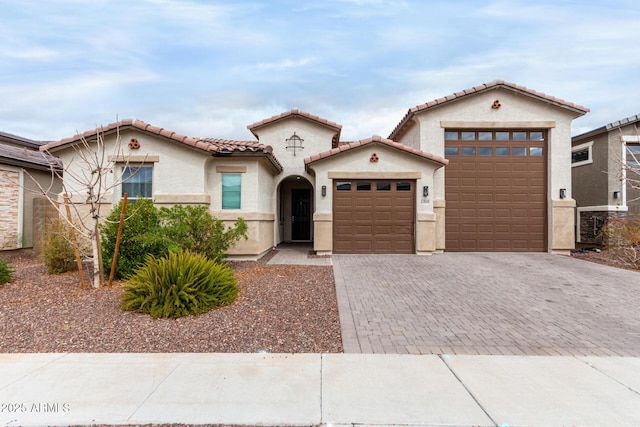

left=332, top=253, right=640, bottom=356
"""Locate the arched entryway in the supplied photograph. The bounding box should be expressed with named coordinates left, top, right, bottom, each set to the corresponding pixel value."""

left=276, top=175, right=314, bottom=243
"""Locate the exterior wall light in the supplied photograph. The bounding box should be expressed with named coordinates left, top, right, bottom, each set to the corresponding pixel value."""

left=559, top=188, right=566, bottom=199
left=613, top=191, right=621, bottom=199
left=321, top=185, right=327, bottom=197
left=423, top=186, right=429, bottom=197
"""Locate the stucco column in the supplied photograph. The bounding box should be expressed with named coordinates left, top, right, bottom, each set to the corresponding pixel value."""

left=551, top=198, right=576, bottom=255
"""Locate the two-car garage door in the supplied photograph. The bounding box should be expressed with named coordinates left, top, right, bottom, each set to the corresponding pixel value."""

left=444, top=130, right=547, bottom=251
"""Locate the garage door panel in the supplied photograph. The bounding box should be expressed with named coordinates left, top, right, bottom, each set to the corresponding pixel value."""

left=334, top=179, right=415, bottom=254
left=446, top=133, right=547, bottom=252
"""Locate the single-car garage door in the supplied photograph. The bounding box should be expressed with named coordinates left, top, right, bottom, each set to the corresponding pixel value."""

left=333, top=180, right=415, bottom=254
left=445, top=130, right=547, bottom=251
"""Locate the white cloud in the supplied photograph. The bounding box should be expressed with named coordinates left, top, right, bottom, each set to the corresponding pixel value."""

left=255, top=57, right=317, bottom=71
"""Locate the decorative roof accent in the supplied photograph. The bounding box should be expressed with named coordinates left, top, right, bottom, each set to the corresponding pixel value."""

left=304, top=135, right=448, bottom=169
left=247, top=109, right=342, bottom=146
left=389, top=80, right=590, bottom=140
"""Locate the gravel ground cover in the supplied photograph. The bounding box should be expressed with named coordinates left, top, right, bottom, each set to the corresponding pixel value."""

left=0, top=250, right=342, bottom=354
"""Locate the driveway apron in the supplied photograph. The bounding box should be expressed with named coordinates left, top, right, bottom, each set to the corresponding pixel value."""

left=332, top=253, right=640, bottom=356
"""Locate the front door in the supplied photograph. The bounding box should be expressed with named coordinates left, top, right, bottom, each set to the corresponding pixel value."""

left=291, top=189, right=311, bottom=241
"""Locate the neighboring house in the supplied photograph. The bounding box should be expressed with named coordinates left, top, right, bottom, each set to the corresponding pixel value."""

left=571, top=114, right=640, bottom=244
left=0, top=131, right=61, bottom=250
left=40, top=80, right=588, bottom=258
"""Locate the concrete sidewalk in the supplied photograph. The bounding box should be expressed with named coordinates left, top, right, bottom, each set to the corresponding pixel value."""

left=2, top=353, right=640, bottom=427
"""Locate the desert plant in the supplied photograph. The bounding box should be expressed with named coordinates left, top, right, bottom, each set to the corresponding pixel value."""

left=159, top=205, right=248, bottom=262
left=0, top=257, right=14, bottom=285
left=41, top=218, right=79, bottom=274
left=600, top=217, right=640, bottom=269
left=121, top=250, right=238, bottom=318
left=101, top=199, right=170, bottom=280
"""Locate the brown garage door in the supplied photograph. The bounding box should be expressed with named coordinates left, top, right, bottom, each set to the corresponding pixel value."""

left=333, top=180, right=415, bottom=254
left=445, top=130, right=547, bottom=251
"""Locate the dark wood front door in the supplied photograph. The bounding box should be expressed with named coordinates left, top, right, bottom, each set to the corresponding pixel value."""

left=292, top=189, right=311, bottom=240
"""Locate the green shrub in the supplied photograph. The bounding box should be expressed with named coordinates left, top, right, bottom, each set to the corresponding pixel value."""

left=101, top=199, right=169, bottom=279
left=41, top=218, right=79, bottom=274
left=121, top=250, right=238, bottom=318
left=159, top=205, right=248, bottom=263
left=102, top=200, right=249, bottom=279
left=600, top=218, right=640, bottom=269
left=0, top=257, right=14, bottom=285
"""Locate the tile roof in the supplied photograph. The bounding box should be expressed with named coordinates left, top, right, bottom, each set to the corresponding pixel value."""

left=304, top=135, right=448, bottom=169
left=389, top=80, right=590, bottom=140
left=40, top=120, right=283, bottom=173
left=0, top=131, right=48, bottom=150
left=606, top=113, right=640, bottom=130
left=40, top=119, right=211, bottom=153
left=198, top=138, right=283, bottom=171
left=0, top=142, right=61, bottom=171
left=572, top=113, right=640, bottom=140
left=247, top=109, right=342, bottom=146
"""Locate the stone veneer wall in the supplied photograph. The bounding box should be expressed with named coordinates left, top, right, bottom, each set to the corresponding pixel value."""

left=579, top=210, right=628, bottom=245
left=0, top=169, right=20, bottom=250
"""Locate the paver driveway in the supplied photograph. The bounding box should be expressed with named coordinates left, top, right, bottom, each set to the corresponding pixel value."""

left=332, top=253, right=640, bottom=356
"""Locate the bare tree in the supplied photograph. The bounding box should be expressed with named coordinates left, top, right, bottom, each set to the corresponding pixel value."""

left=30, top=123, right=142, bottom=288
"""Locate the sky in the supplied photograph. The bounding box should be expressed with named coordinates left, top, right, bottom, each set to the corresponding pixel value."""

left=1, top=0, right=639, bottom=143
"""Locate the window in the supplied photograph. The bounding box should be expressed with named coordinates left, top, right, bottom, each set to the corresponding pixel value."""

left=396, top=182, right=411, bottom=191
left=479, top=147, right=493, bottom=156
left=357, top=182, right=371, bottom=191
left=336, top=181, right=351, bottom=191
left=445, top=146, right=459, bottom=156
left=444, top=131, right=459, bottom=140
left=376, top=182, right=391, bottom=191
left=627, top=144, right=640, bottom=170
left=530, top=147, right=544, bottom=156
left=512, top=147, right=527, bottom=156
left=122, top=166, right=152, bottom=199
left=572, top=141, right=593, bottom=167
left=478, top=131, right=493, bottom=141
left=222, top=173, right=241, bottom=209
left=461, top=147, right=476, bottom=156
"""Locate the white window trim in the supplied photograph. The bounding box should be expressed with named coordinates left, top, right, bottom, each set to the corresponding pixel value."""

left=571, top=140, right=593, bottom=167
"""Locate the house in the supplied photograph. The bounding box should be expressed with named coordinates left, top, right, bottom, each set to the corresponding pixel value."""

left=0, top=131, right=61, bottom=251
left=40, top=80, right=588, bottom=258
left=571, top=114, right=640, bottom=244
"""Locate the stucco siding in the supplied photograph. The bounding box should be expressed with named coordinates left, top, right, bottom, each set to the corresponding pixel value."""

left=572, top=134, right=609, bottom=207
left=412, top=88, right=581, bottom=252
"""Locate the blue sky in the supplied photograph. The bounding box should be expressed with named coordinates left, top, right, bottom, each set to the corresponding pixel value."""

left=1, top=0, right=638, bottom=142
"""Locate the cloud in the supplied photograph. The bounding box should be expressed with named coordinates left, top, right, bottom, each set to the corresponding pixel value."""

left=255, top=57, right=317, bottom=71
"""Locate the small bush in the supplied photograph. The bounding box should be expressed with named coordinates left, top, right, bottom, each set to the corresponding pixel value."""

left=0, top=257, right=14, bottom=285
left=101, top=199, right=169, bottom=279
left=121, top=250, right=238, bottom=319
left=600, top=217, right=640, bottom=269
left=159, top=205, right=248, bottom=263
left=41, top=218, right=78, bottom=274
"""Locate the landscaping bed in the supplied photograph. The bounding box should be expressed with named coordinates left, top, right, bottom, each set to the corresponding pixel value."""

left=0, top=250, right=343, bottom=353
